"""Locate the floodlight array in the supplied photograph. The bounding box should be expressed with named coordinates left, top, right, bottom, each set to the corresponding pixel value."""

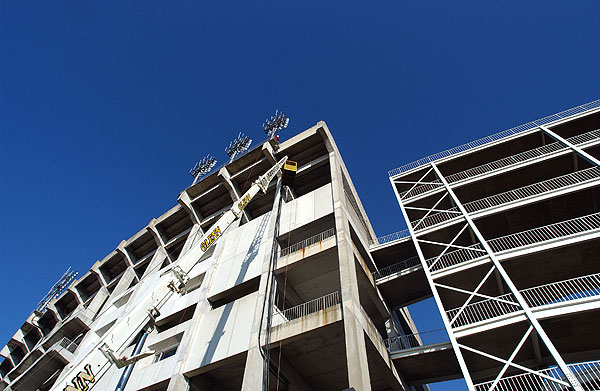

left=225, top=132, right=252, bottom=162
left=262, top=110, right=290, bottom=138
left=36, top=267, right=78, bottom=314
left=190, top=155, right=217, bottom=184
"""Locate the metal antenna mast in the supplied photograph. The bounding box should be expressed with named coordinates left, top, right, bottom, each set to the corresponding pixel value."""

left=190, top=155, right=217, bottom=185
left=225, top=132, right=252, bottom=163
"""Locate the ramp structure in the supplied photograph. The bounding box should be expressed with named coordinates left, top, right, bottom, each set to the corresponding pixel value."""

left=377, top=99, right=600, bottom=390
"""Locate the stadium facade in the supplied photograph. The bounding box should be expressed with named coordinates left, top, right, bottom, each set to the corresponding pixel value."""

left=0, top=123, right=421, bottom=391
left=1, top=100, right=600, bottom=391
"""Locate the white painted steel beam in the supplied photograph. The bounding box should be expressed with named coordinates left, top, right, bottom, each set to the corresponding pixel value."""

left=541, top=125, right=600, bottom=167
left=430, top=162, right=584, bottom=391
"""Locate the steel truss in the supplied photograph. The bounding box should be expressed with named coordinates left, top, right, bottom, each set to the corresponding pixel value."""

left=391, top=145, right=600, bottom=390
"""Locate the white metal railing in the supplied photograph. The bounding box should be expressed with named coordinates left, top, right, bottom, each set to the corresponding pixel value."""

left=388, top=100, right=600, bottom=177
left=428, top=212, right=600, bottom=272
left=279, top=228, right=336, bottom=257
left=384, top=328, right=448, bottom=352
left=487, top=212, right=600, bottom=253
left=474, top=360, right=600, bottom=391
left=413, top=167, right=600, bottom=231
left=370, top=229, right=411, bottom=247
left=400, top=128, right=600, bottom=200
left=447, top=273, right=600, bottom=328
left=271, top=291, right=340, bottom=327
left=58, top=337, right=78, bottom=353
left=373, top=256, right=421, bottom=280
left=427, top=244, right=485, bottom=272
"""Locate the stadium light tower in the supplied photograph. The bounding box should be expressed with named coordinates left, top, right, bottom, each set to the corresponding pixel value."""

left=35, top=267, right=78, bottom=315
left=225, top=132, right=252, bottom=163
left=190, top=155, right=217, bottom=185
left=262, top=110, right=290, bottom=146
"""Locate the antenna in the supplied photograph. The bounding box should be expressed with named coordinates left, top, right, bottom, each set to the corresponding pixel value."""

left=225, top=132, right=252, bottom=163
left=262, top=110, right=290, bottom=141
left=35, top=267, right=78, bottom=315
left=190, top=155, right=217, bottom=185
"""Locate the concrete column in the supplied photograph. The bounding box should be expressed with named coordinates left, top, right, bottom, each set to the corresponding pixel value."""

left=241, top=180, right=283, bottom=391
left=178, top=191, right=203, bottom=226
left=219, top=167, right=251, bottom=222
left=167, top=373, right=190, bottom=391
left=329, top=151, right=371, bottom=391
left=148, top=219, right=172, bottom=263
left=116, top=241, right=135, bottom=267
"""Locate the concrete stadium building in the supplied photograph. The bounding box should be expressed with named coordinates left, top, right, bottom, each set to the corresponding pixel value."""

left=0, top=123, right=422, bottom=391
left=1, top=100, right=600, bottom=391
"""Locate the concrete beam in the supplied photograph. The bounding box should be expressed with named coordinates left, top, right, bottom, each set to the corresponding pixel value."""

left=218, top=167, right=251, bottom=223
left=178, top=191, right=203, bottom=226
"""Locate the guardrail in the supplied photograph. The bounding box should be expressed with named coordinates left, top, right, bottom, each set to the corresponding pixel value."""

left=412, top=167, right=600, bottom=231
left=271, top=291, right=340, bottom=327
left=58, top=337, right=78, bottom=354
left=399, top=128, right=600, bottom=200
left=474, top=360, right=600, bottom=391
left=370, top=229, right=411, bottom=247
left=373, top=256, right=421, bottom=280
left=447, top=273, right=600, bottom=328
left=388, top=100, right=600, bottom=178
left=384, top=328, right=448, bottom=352
left=428, top=212, right=600, bottom=272
left=486, top=212, right=600, bottom=253
left=279, top=228, right=336, bottom=257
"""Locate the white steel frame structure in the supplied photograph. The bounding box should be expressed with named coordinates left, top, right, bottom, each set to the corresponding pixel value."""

left=389, top=106, right=600, bottom=390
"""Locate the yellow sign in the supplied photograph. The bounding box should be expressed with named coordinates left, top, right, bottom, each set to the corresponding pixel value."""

left=200, top=226, right=222, bottom=252
left=237, top=194, right=251, bottom=212
left=63, top=364, right=95, bottom=391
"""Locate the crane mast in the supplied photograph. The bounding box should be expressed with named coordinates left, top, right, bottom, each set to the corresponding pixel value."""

left=50, top=156, right=288, bottom=391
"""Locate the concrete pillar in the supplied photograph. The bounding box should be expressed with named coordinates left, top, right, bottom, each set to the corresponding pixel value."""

left=178, top=191, right=203, bottom=226
left=241, top=180, right=283, bottom=391
left=329, top=151, right=371, bottom=391
left=167, top=373, right=190, bottom=391
left=116, top=241, right=134, bottom=267
left=148, top=219, right=172, bottom=263
left=218, top=167, right=251, bottom=222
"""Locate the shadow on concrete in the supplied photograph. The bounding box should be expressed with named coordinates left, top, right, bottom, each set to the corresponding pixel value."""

left=201, top=213, right=270, bottom=366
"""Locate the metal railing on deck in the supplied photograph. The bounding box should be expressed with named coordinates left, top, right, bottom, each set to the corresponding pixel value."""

left=388, top=100, right=600, bottom=177
left=400, top=128, right=600, bottom=200
left=384, top=328, right=448, bottom=352
left=373, top=256, right=421, bottom=280
left=474, top=360, right=600, bottom=391
left=428, top=212, right=600, bottom=272
left=58, top=337, right=78, bottom=353
left=271, top=291, right=340, bottom=327
left=487, top=212, right=600, bottom=253
left=279, top=228, right=336, bottom=257
left=370, top=229, right=411, bottom=247
left=447, top=273, right=600, bottom=328
left=413, top=167, right=600, bottom=231
left=427, top=244, right=486, bottom=272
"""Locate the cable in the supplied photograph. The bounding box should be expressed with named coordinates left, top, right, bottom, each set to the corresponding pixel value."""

left=257, top=178, right=283, bottom=390
left=276, top=227, right=291, bottom=391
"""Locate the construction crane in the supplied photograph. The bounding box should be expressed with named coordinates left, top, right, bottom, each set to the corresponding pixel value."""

left=49, top=157, right=289, bottom=391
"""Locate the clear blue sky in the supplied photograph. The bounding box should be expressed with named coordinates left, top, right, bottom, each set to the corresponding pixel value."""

left=1, top=1, right=598, bottom=389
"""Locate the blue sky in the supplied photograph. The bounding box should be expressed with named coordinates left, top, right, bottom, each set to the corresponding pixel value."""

left=1, top=1, right=599, bottom=389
